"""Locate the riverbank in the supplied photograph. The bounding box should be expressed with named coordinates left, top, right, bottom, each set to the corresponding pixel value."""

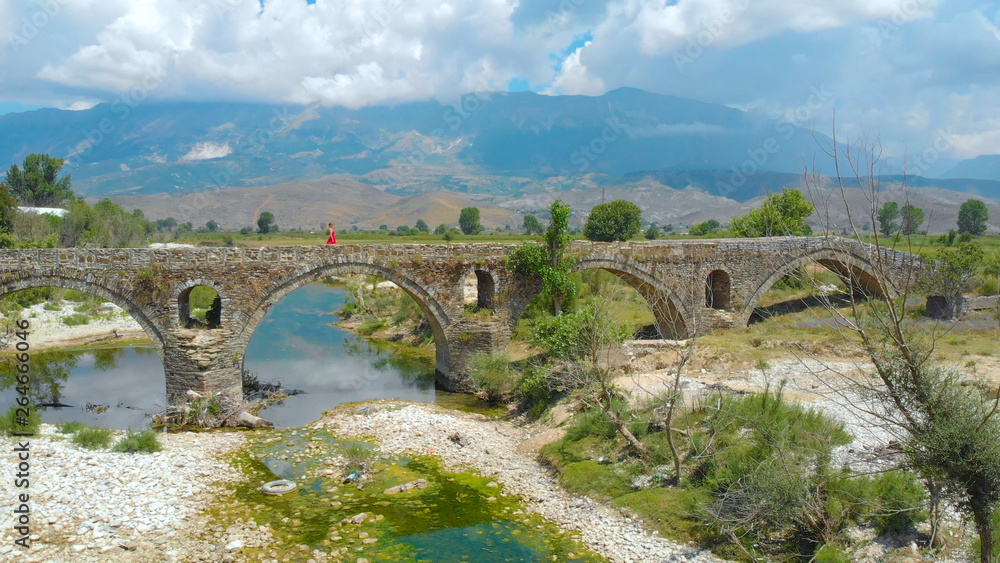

left=0, top=426, right=247, bottom=563
left=5, top=301, right=148, bottom=352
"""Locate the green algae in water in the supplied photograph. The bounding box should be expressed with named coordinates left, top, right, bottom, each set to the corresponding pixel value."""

left=212, top=428, right=606, bottom=562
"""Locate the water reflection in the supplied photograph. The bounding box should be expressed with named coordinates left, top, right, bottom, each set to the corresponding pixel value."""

left=0, top=347, right=164, bottom=429
left=246, top=283, right=436, bottom=429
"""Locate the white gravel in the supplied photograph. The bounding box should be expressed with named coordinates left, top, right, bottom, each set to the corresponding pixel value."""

left=318, top=402, right=728, bottom=563
left=0, top=426, right=246, bottom=562
left=4, top=301, right=145, bottom=351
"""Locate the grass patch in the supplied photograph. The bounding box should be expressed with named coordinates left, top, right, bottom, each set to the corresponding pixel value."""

left=357, top=318, right=386, bottom=335
left=43, top=302, right=61, bottom=311
left=0, top=404, right=41, bottom=436
left=557, top=460, right=633, bottom=499
left=612, top=487, right=713, bottom=544
left=57, top=421, right=87, bottom=434
left=71, top=426, right=114, bottom=450
left=62, top=313, right=90, bottom=326
left=112, top=429, right=162, bottom=453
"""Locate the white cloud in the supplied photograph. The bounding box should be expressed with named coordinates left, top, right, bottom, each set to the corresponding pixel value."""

left=542, top=41, right=604, bottom=95
left=181, top=142, right=233, bottom=161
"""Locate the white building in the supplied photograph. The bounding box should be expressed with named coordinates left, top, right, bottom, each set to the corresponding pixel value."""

left=17, top=207, right=68, bottom=217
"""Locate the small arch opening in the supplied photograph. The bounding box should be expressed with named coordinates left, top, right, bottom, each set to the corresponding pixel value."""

left=463, top=270, right=496, bottom=310
left=706, top=270, right=731, bottom=310
left=179, top=285, right=221, bottom=329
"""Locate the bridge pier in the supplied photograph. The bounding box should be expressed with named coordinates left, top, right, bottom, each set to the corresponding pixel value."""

left=162, top=328, right=243, bottom=407
left=436, top=320, right=512, bottom=391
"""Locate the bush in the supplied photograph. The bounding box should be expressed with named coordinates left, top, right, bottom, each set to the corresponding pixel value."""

left=357, top=318, right=385, bottom=335
left=71, top=426, right=114, bottom=450
left=865, top=470, right=926, bottom=534
left=517, top=364, right=556, bottom=417
left=530, top=309, right=587, bottom=359
left=112, top=429, right=162, bottom=453
left=468, top=353, right=517, bottom=403
left=0, top=404, right=41, bottom=436
left=57, top=421, right=87, bottom=434
left=341, top=442, right=376, bottom=474
left=62, top=313, right=90, bottom=326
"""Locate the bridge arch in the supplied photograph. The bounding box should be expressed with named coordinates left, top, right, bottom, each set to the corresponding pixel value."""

left=706, top=269, right=732, bottom=310
left=0, top=275, right=166, bottom=353
left=743, top=248, right=887, bottom=320
left=176, top=279, right=224, bottom=329
left=237, top=262, right=452, bottom=376
left=505, top=259, right=690, bottom=339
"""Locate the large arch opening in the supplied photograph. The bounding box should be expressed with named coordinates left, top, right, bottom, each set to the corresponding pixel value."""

left=0, top=282, right=165, bottom=429
left=746, top=251, right=885, bottom=325
left=706, top=270, right=731, bottom=310
left=239, top=265, right=451, bottom=428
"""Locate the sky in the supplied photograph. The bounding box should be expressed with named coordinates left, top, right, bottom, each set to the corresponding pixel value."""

left=1, top=0, right=999, bottom=160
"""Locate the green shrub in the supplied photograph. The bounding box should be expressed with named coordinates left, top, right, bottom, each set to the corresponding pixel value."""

left=468, top=353, right=516, bottom=403
left=112, top=429, right=162, bottom=453
left=517, top=364, right=556, bottom=417
left=73, top=302, right=93, bottom=313
left=62, top=313, right=90, bottom=326
left=565, top=408, right=619, bottom=441
left=72, top=426, right=114, bottom=450
left=357, top=318, right=385, bottom=335
left=981, top=277, right=999, bottom=296
left=341, top=442, right=376, bottom=474
left=0, top=404, right=41, bottom=436
left=530, top=309, right=586, bottom=359
left=863, top=471, right=927, bottom=534
left=57, top=421, right=87, bottom=434
left=43, top=302, right=61, bottom=311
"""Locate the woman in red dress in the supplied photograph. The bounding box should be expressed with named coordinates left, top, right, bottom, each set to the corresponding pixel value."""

left=326, top=222, right=337, bottom=245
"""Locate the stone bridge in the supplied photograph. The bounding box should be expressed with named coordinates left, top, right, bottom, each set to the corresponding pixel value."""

left=0, top=237, right=919, bottom=406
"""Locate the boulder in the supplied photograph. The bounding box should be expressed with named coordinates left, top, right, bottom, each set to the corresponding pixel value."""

left=233, top=411, right=274, bottom=429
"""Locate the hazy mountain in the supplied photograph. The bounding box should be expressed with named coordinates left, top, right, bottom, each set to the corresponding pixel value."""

left=1, top=88, right=841, bottom=197
left=942, top=155, right=1000, bottom=182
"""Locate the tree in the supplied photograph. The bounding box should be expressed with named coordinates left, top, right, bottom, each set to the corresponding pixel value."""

left=900, top=205, right=924, bottom=236
left=689, top=219, right=721, bottom=236
left=644, top=225, right=659, bottom=240
left=434, top=223, right=447, bottom=235
left=583, top=199, right=642, bottom=242
left=800, top=129, right=1000, bottom=562
left=729, top=188, right=814, bottom=237
left=459, top=207, right=482, bottom=235
left=396, top=225, right=410, bottom=234
left=379, top=224, right=388, bottom=231
left=4, top=153, right=74, bottom=207
left=206, top=220, right=219, bottom=232
left=523, top=214, right=543, bottom=235
left=0, top=183, right=18, bottom=233
left=958, top=199, right=989, bottom=237
left=507, top=200, right=574, bottom=316
left=877, top=201, right=900, bottom=236
left=257, top=211, right=275, bottom=234
left=415, top=219, right=429, bottom=232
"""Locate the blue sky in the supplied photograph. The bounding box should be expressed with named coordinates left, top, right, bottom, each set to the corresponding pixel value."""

left=0, top=0, right=998, bottom=159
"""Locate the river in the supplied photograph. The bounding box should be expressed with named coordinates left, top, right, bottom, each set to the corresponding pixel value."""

left=0, top=282, right=491, bottom=430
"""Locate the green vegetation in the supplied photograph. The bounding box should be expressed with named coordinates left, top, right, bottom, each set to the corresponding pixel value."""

left=582, top=199, right=642, bottom=242
left=459, top=207, right=482, bottom=235
left=0, top=404, right=41, bottom=436
left=523, top=214, right=544, bottom=235
left=4, top=153, right=73, bottom=207
left=877, top=201, right=900, bottom=235
left=71, top=426, right=115, bottom=450
left=507, top=199, right=574, bottom=315
left=57, top=421, right=87, bottom=434
left=901, top=204, right=925, bottom=235
left=112, top=428, right=162, bottom=453
left=688, top=219, right=721, bottom=236
left=730, top=188, right=814, bottom=237
left=257, top=210, right=276, bottom=234
left=959, top=199, right=990, bottom=237
left=62, top=313, right=90, bottom=326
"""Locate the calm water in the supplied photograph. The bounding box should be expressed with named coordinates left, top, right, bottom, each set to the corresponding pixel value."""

left=0, top=283, right=475, bottom=430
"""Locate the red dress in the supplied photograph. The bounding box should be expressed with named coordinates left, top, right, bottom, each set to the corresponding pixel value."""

left=326, top=228, right=336, bottom=244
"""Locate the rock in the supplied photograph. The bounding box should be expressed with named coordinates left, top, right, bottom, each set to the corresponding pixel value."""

left=348, top=513, right=368, bottom=525
left=383, top=479, right=428, bottom=495
left=186, top=390, right=203, bottom=400
left=225, top=540, right=244, bottom=552
left=232, top=411, right=274, bottom=429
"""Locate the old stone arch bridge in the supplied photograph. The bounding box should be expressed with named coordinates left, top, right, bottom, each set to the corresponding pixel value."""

left=1, top=237, right=917, bottom=407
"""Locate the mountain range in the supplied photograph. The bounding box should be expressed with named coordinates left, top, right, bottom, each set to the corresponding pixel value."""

left=1, top=88, right=998, bottom=233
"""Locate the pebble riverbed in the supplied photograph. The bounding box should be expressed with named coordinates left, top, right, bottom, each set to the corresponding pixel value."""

left=318, top=402, right=727, bottom=563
